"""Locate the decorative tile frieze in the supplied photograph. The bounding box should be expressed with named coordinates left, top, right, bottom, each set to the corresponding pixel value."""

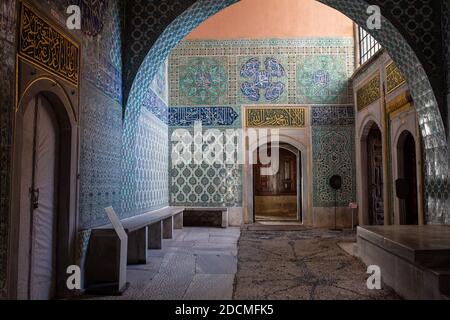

left=311, top=106, right=355, bottom=126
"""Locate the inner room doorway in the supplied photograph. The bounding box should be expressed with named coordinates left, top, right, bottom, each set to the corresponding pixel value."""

left=253, top=144, right=302, bottom=222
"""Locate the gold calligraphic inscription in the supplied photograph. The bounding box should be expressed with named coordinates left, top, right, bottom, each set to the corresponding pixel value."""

left=386, top=91, right=412, bottom=114
left=386, top=62, right=406, bottom=94
left=356, top=74, right=380, bottom=111
left=19, top=2, right=80, bottom=86
left=246, top=107, right=306, bottom=128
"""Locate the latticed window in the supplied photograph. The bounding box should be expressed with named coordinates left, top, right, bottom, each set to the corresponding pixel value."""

left=358, top=26, right=382, bottom=65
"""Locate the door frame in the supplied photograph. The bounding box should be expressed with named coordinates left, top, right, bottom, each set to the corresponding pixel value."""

left=253, top=144, right=302, bottom=222
left=8, top=77, right=79, bottom=299
left=248, top=138, right=308, bottom=224
left=393, top=129, right=424, bottom=225
left=358, top=118, right=384, bottom=226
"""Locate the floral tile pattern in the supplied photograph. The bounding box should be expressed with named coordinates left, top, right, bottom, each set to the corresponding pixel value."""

left=169, top=39, right=354, bottom=106
left=312, top=125, right=356, bottom=207
left=297, top=55, right=350, bottom=104
left=179, top=57, right=229, bottom=105
left=238, top=56, right=288, bottom=104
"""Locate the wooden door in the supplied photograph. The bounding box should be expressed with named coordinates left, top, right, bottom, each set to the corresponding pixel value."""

left=19, top=94, right=59, bottom=300
left=367, top=126, right=384, bottom=225
left=254, top=147, right=299, bottom=221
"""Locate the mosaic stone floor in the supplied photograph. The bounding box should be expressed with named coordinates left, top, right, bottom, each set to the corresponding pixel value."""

left=83, top=227, right=399, bottom=300
left=233, top=228, right=400, bottom=300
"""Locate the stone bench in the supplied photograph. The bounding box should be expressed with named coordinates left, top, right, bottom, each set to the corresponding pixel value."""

left=84, top=206, right=229, bottom=295
left=93, top=207, right=184, bottom=265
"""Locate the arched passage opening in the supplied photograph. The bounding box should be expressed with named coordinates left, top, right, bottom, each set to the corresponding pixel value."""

left=124, top=0, right=448, bottom=225
left=396, top=130, right=420, bottom=225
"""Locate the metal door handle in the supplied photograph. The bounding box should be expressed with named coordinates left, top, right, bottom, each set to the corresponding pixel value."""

left=30, top=188, right=40, bottom=209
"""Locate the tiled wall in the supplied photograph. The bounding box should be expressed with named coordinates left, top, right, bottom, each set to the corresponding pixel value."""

left=74, top=0, right=124, bottom=230
left=168, top=39, right=356, bottom=208
left=121, top=61, right=170, bottom=217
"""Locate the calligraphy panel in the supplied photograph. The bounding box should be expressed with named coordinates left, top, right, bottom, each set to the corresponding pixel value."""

left=18, top=3, right=80, bottom=86
left=356, top=74, right=380, bottom=111
left=246, top=107, right=306, bottom=128
left=386, top=61, right=406, bottom=94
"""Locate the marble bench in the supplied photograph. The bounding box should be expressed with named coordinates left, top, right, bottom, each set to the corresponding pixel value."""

left=84, top=206, right=229, bottom=295
left=93, top=207, right=185, bottom=265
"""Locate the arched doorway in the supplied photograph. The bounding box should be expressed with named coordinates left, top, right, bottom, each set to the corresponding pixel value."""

left=124, top=0, right=448, bottom=225
left=10, top=78, right=79, bottom=300
left=366, top=124, right=384, bottom=226
left=253, top=144, right=302, bottom=222
left=396, top=131, right=419, bottom=225
left=17, top=94, right=60, bottom=300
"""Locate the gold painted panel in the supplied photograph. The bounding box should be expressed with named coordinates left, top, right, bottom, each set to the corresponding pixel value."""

left=18, top=2, right=80, bottom=86
left=356, top=74, right=380, bottom=111
left=386, top=91, right=412, bottom=114
left=246, top=107, right=306, bottom=128
left=386, top=62, right=406, bottom=94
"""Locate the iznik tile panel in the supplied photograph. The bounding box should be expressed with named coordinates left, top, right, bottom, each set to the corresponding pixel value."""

left=296, top=55, right=350, bottom=104
left=169, top=106, right=243, bottom=207
left=169, top=161, right=243, bottom=207
left=178, top=56, right=229, bottom=105
left=238, top=56, right=288, bottom=104
left=312, top=125, right=356, bottom=207
left=169, top=39, right=355, bottom=106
